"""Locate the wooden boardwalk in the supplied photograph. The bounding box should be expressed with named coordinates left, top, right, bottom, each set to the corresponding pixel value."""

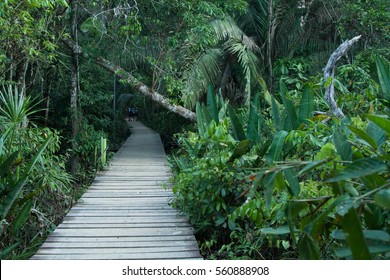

left=32, top=122, right=202, bottom=260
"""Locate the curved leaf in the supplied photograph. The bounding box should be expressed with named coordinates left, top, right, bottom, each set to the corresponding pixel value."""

left=298, top=84, right=314, bottom=124
left=326, top=158, right=387, bottom=182
left=374, top=189, right=390, bottom=209
left=266, top=130, right=288, bottom=163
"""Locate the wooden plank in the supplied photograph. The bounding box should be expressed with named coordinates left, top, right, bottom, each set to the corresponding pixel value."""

left=32, top=251, right=201, bottom=260
left=32, top=121, right=201, bottom=260
left=61, top=216, right=188, bottom=223
left=44, top=235, right=197, bottom=243
left=40, top=240, right=198, bottom=249
left=36, top=246, right=200, bottom=255
left=56, top=222, right=191, bottom=229
left=49, top=227, right=195, bottom=237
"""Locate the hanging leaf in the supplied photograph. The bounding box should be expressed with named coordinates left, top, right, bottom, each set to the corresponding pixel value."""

left=366, top=115, right=390, bottom=135
left=13, top=199, right=33, bottom=231
left=327, top=158, right=387, bottom=182
left=284, top=168, right=300, bottom=196
left=298, top=84, right=315, bottom=125
left=279, top=80, right=299, bottom=130
left=366, top=121, right=387, bottom=147
left=271, top=95, right=281, bottom=131
left=374, top=189, right=390, bottom=209
left=348, top=125, right=378, bottom=150
left=333, top=129, right=352, bottom=161
left=246, top=94, right=261, bottom=143
left=227, top=105, right=246, bottom=141
left=196, top=102, right=206, bottom=137
left=201, top=104, right=213, bottom=125
left=266, top=130, right=288, bottom=164
left=207, top=84, right=219, bottom=123
left=340, top=207, right=371, bottom=259
left=375, top=55, right=390, bottom=100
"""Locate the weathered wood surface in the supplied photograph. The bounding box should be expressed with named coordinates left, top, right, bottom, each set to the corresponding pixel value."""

left=32, top=122, right=202, bottom=260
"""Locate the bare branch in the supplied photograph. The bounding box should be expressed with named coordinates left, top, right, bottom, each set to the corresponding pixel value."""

left=323, top=35, right=361, bottom=118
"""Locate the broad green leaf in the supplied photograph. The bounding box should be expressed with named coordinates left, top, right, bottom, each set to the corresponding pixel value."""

left=327, top=158, right=387, bottom=182
left=266, top=130, right=288, bottom=164
left=246, top=94, right=260, bottom=143
left=332, top=229, right=389, bottom=242
left=0, top=242, right=21, bottom=259
left=333, top=129, right=352, bottom=161
left=298, top=84, right=314, bottom=125
left=366, top=115, right=390, bottom=135
left=279, top=80, right=299, bottom=130
left=336, top=245, right=390, bottom=258
left=271, top=95, right=281, bottom=131
left=367, top=121, right=387, bottom=147
left=374, top=189, right=390, bottom=209
left=227, top=105, right=246, bottom=141
left=263, top=171, right=282, bottom=211
left=260, top=225, right=291, bottom=235
left=298, top=234, right=320, bottom=260
left=348, top=125, right=377, bottom=150
left=284, top=169, right=300, bottom=196
left=201, top=104, right=213, bottom=125
left=340, top=207, right=371, bottom=259
left=207, top=84, right=219, bottom=123
left=375, top=55, right=390, bottom=100
left=13, top=199, right=33, bottom=231
left=196, top=102, right=206, bottom=137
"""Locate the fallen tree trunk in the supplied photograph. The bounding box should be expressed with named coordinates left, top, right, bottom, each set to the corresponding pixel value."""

left=62, top=39, right=197, bottom=122
left=94, top=57, right=197, bottom=122
left=324, top=35, right=361, bottom=118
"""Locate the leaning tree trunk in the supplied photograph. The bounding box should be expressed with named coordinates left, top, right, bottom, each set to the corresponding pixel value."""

left=61, top=37, right=197, bottom=122
left=69, top=0, right=81, bottom=175
left=323, top=35, right=361, bottom=118
left=95, top=57, right=197, bottom=122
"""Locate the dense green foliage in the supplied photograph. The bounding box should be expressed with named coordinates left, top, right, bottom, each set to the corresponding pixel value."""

left=0, top=0, right=389, bottom=259
left=171, top=57, right=390, bottom=259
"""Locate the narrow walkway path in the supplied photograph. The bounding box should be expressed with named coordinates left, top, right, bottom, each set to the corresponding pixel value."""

left=32, top=122, right=202, bottom=260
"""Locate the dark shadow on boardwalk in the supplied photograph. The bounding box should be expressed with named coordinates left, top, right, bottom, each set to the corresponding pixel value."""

left=32, top=122, right=202, bottom=260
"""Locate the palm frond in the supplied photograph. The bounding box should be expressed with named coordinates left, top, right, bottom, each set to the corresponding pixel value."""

left=210, top=16, right=244, bottom=41
left=182, top=48, right=224, bottom=108
left=225, top=38, right=260, bottom=104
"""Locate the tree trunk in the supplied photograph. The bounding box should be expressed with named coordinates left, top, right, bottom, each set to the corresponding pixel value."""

left=267, top=0, right=274, bottom=89
left=70, top=0, right=80, bottom=175
left=95, top=57, right=197, bottom=122
left=61, top=41, right=197, bottom=123
left=15, top=59, right=28, bottom=96
left=323, top=35, right=361, bottom=118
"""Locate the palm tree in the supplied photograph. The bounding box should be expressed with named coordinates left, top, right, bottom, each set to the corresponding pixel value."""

left=178, top=0, right=339, bottom=108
